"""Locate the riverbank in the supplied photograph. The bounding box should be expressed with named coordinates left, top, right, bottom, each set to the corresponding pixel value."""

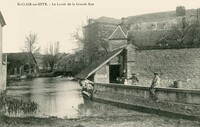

left=2, top=78, right=200, bottom=127
left=0, top=113, right=200, bottom=127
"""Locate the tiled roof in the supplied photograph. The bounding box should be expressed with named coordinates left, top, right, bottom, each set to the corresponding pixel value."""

left=0, top=11, right=6, bottom=27
left=76, top=47, right=125, bottom=79
left=109, top=26, right=127, bottom=40
left=5, top=52, right=37, bottom=64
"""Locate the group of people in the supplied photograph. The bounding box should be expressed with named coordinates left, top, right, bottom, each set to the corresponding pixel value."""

left=117, top=72, right=160, bottom=102
left=130, top=72, right=160, bottom=102
left=79, top=72, right=160, bottom=102
left=116, top=73, right=139, bottom=85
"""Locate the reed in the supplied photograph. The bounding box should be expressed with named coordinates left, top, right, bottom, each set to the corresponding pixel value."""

left=0, top=94, right=39, bottom=116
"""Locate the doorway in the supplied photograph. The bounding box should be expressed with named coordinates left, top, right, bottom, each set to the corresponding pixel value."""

left=109, top=65, right=120, bottom=83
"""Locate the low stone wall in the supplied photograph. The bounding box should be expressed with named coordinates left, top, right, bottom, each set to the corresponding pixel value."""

left=93, top=83, right=200, bottom=118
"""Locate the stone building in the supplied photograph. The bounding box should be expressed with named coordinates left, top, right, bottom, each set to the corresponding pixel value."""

left=77, top=6, right=200, bottom=89
left=76, top=44, right=137, bottom=84
left=6, top=52, right=38, bottom=79
left=83, top=17, right=121, bottom=65
left=56, top=51, right=85, bottom=75
left=83, top=6, right=200, bottom=65
left=0, top=11, right=6, bottom=92
left=76, top=24, right=136, bottom=84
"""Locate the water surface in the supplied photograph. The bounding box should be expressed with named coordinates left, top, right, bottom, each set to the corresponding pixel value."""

left=6, top=77, right=147, bottom=118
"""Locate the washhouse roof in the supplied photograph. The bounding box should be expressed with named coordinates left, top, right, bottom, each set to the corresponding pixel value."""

left=5, top=52, right=38, bottom=65
left=76, top=48, right=124, bottom=79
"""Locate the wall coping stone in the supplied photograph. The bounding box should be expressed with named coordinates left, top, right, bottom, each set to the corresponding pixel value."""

left=95, top=83, right=200, bottom=94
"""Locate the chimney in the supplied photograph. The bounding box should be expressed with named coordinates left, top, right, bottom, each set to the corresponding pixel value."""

left=121, top=17, right=127, bottom=24
left=176, top=6, right=186, bottom=17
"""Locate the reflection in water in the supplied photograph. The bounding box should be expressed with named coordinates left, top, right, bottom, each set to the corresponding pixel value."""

left=6, top=78, right=147, bottom=119
left=6, top=78, right=85, bottom=118
left=77, top=99, right=93, bottom=117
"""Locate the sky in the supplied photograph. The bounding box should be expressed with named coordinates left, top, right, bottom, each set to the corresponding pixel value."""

left=0, top=0, right=200, bottom=53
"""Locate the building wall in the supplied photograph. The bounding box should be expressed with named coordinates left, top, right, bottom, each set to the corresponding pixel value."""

left=2, top=63, right=7, bottom=91
left=94, top=53, right=125, bottom=84
left=126, top=9, right=199, bottom=47
left=108, top=40, right=127, bottom=51
left=94, top=64, right=109, bottom=83
left=127, top=17, right=186, bottom=47
left=129, top=17, right=180, bottom=31
left=133, top=48, right=200, bottom=89
left=0, top=23, right=3, bottom=91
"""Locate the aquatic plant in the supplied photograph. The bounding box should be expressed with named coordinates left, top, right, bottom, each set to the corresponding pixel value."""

left=0, top=95, right=39, bottom=116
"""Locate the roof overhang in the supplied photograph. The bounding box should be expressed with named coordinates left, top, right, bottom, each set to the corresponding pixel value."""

left=86, top=49, right=123, bottom=79
left=76, top=47, right=125, bottom=79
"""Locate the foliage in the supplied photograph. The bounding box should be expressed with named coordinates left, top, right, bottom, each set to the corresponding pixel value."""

left=156, top=18, right=200, bottom=48
left=71, top=22, right=116, bottom=65
left=83, top=23, right=115, bottom=64
left=43, top=41, right=63, bottom=72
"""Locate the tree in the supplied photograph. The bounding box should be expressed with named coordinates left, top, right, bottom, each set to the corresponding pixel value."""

left=83, top=23, right=115, bottom=65
left=20, top=32, right=40, bottom=74
left=22, top=32, right=40, bottom=55
left=71, top=25, right=84, bottom=52
left=156, top=18, right=200, bottom=48
left=43, top=41, right=62, bottom=72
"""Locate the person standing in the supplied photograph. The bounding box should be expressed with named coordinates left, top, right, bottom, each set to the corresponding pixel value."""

left=150, top=72, right=160, bottom=102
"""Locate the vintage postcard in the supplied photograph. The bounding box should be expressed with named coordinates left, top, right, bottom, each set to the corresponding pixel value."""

left=0, top=0, right=200, bottom=126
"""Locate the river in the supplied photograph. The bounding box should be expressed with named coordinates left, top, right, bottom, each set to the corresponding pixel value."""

left=5, top=77, right=148, bottom=119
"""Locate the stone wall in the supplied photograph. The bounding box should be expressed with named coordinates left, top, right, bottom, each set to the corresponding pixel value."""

left=133, top=48, right=200, bottom=89
left=93, top=83, right=200, bottom=118
left=129, top=18, right=180, bottom=31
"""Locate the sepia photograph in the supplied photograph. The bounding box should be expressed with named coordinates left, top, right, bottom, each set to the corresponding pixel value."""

left=0, top=0, right=200, bottom=126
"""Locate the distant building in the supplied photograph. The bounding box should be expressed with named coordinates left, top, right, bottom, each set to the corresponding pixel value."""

left=0, top=11, right=6, bottom=92
left=56, top=51, right=84, bottom=75
left=34, top=53, right=45, bottom=72
left=5, top=52, right=38, bottom=78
